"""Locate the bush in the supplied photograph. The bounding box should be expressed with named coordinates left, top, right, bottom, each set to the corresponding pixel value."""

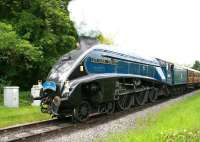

left=0, top=22, right=42, bottom=89
left=0, top=79, right=11, bottom=95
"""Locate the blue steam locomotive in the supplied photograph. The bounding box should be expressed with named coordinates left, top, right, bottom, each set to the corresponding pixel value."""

left=37, top=44, right=200, bottom=122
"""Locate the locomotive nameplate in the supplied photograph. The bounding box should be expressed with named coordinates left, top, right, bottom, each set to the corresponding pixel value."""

left=91, top=57, right=117, bottom=65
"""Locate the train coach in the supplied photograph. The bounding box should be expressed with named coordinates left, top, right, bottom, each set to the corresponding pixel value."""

left=34, top=45, right=200, bottom=122
left=187, top=68, right=200, bottom=85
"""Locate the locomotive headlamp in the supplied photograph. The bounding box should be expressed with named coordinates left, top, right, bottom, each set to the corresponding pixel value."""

left=80, top=65, right=84, bottom=72
left=64, top=80, right=70, bottom=93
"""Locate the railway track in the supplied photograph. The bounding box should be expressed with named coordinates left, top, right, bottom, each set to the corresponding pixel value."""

left=0, top=112, right=105, bottom=142
left=0, top=90, right=198, bottom=142
left=0, top=119, right=71, bottom=142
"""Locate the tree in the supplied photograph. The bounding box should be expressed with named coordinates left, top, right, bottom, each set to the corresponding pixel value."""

left=192, top=60, right=200, bottom=71
left=0, top=0, right=78, bottom=89
left=0, top=22, right=42, bottom=89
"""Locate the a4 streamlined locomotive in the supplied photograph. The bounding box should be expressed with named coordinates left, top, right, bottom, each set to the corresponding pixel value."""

left=35, top=45, right=200, bottom=122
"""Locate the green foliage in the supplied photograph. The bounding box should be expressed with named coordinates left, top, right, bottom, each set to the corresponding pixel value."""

left=0, top=93, right=3, bottom=106
left=18, top=91, right=32, bottom=106
left=0, top=79, right=11, bottom=95
left=192, top=60, right=200, bottom=71
left=0, top=22, right=42, bottom=88
left=97, top=34, right=113, bottom=45
left=0, top=0, right=78, bottom=89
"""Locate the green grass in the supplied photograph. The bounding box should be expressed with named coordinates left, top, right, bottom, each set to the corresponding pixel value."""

left=100, top=92, right=200, bottom=142
left=0, top=91, right=50, bottom=128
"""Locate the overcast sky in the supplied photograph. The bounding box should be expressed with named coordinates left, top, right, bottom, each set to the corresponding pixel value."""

left=68, top=0, right=200, bottom=65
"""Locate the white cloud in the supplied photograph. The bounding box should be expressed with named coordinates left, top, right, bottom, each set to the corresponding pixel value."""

left=69, top=0, right=200, bottom=65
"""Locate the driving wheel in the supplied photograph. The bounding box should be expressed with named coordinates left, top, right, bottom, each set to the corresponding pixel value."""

left=73, top=101, right=91, bottom=122
left=117, top=95, right=132, bottom=111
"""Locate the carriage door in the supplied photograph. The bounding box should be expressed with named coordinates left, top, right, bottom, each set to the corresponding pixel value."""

left=166, top=63, right=173, bottom=84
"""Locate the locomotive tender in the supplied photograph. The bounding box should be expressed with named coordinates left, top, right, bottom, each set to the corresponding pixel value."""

left=37, top=45, right=200, bottom=122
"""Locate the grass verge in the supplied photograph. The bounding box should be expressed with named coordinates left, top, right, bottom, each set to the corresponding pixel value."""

left=0, top=91, right=50, bottom=128
left=100, top=92, right=200, bottom=142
